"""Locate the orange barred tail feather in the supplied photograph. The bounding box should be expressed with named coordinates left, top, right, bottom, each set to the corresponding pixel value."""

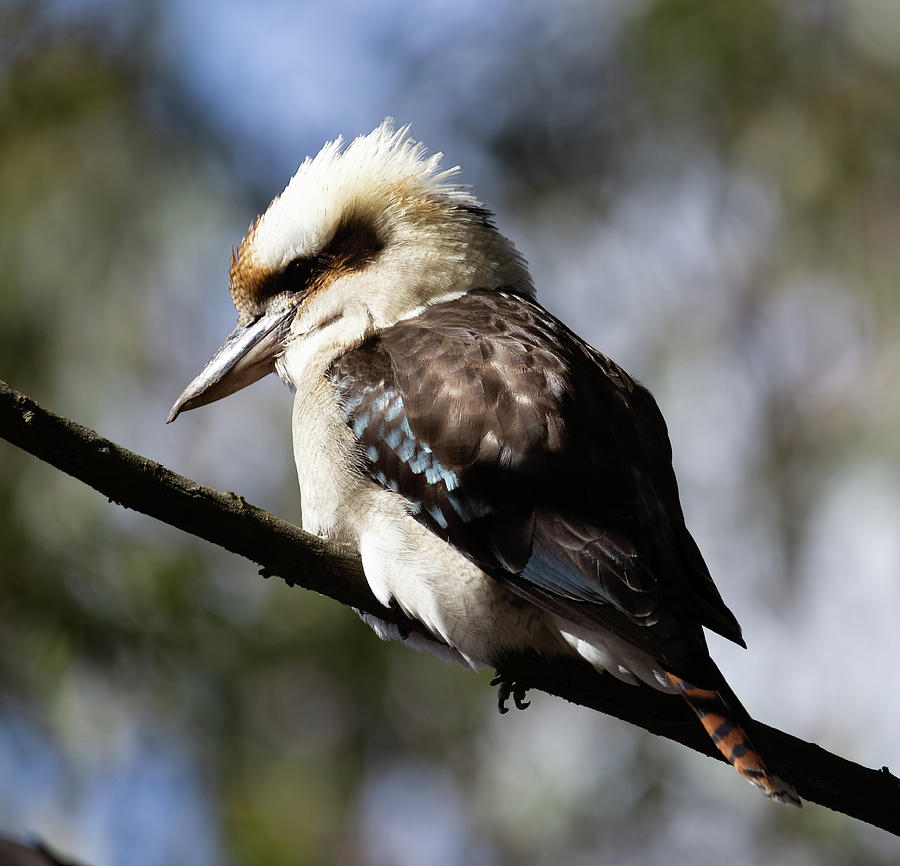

left=666, top=672, right=801, bottom=807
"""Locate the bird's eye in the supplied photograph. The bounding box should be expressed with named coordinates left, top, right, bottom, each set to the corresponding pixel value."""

left=284, top=256, right=317, bottom=287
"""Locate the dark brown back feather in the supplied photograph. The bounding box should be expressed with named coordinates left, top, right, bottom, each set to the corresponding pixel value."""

left=329, top=289, right=743, bottom=674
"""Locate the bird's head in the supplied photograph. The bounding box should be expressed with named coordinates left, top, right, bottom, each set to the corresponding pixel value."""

left=167, top=120, right=532, bottom=422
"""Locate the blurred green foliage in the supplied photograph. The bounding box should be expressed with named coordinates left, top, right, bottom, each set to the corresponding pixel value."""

left=2, top=1, right=900, bottom=864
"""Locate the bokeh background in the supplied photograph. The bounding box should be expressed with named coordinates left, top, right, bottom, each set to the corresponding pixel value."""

left=2, top=0, right=900, bottom=863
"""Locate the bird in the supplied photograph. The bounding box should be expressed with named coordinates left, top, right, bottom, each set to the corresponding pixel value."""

left=167, top=120, right=800, bottom=806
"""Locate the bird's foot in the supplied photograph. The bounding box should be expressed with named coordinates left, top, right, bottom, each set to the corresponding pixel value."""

left=491, top=672, right=531, bottom=714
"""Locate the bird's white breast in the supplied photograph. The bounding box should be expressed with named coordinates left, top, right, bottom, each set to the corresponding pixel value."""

left=280, top=325, right=563, bottom=668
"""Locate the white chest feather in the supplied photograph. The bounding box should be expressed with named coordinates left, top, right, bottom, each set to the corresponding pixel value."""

left=288, top=373, right=366, bottom=539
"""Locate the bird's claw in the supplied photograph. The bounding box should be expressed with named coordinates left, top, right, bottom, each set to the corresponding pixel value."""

left=491, top=672, right=531, bottom=714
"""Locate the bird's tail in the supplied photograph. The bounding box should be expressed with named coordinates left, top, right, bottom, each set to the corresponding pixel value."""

left=665, top=672, right=801, bottom=807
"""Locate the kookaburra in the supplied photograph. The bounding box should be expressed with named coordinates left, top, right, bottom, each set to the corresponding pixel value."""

left=168, top=121, right=799, bottom=805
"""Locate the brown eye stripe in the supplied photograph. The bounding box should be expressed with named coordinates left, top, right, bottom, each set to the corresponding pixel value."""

left=229, top=215, right=267, bottom=318
left=228, top=217, right=384, bottom=320
left=322, top=219, right=384, bottom=271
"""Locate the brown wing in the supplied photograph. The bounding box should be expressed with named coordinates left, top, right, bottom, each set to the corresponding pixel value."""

left=329, top=289, right=743, bottom=671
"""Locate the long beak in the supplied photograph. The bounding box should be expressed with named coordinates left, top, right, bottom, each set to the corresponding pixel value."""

left=166, top=306, right=296, bottom=423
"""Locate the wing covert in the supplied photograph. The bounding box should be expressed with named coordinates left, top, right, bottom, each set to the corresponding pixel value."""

left=329, top=289, right=743, bottom=663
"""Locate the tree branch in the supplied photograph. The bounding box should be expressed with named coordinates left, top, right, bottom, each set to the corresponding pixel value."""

left=2, top=378, right=898, bottom=835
